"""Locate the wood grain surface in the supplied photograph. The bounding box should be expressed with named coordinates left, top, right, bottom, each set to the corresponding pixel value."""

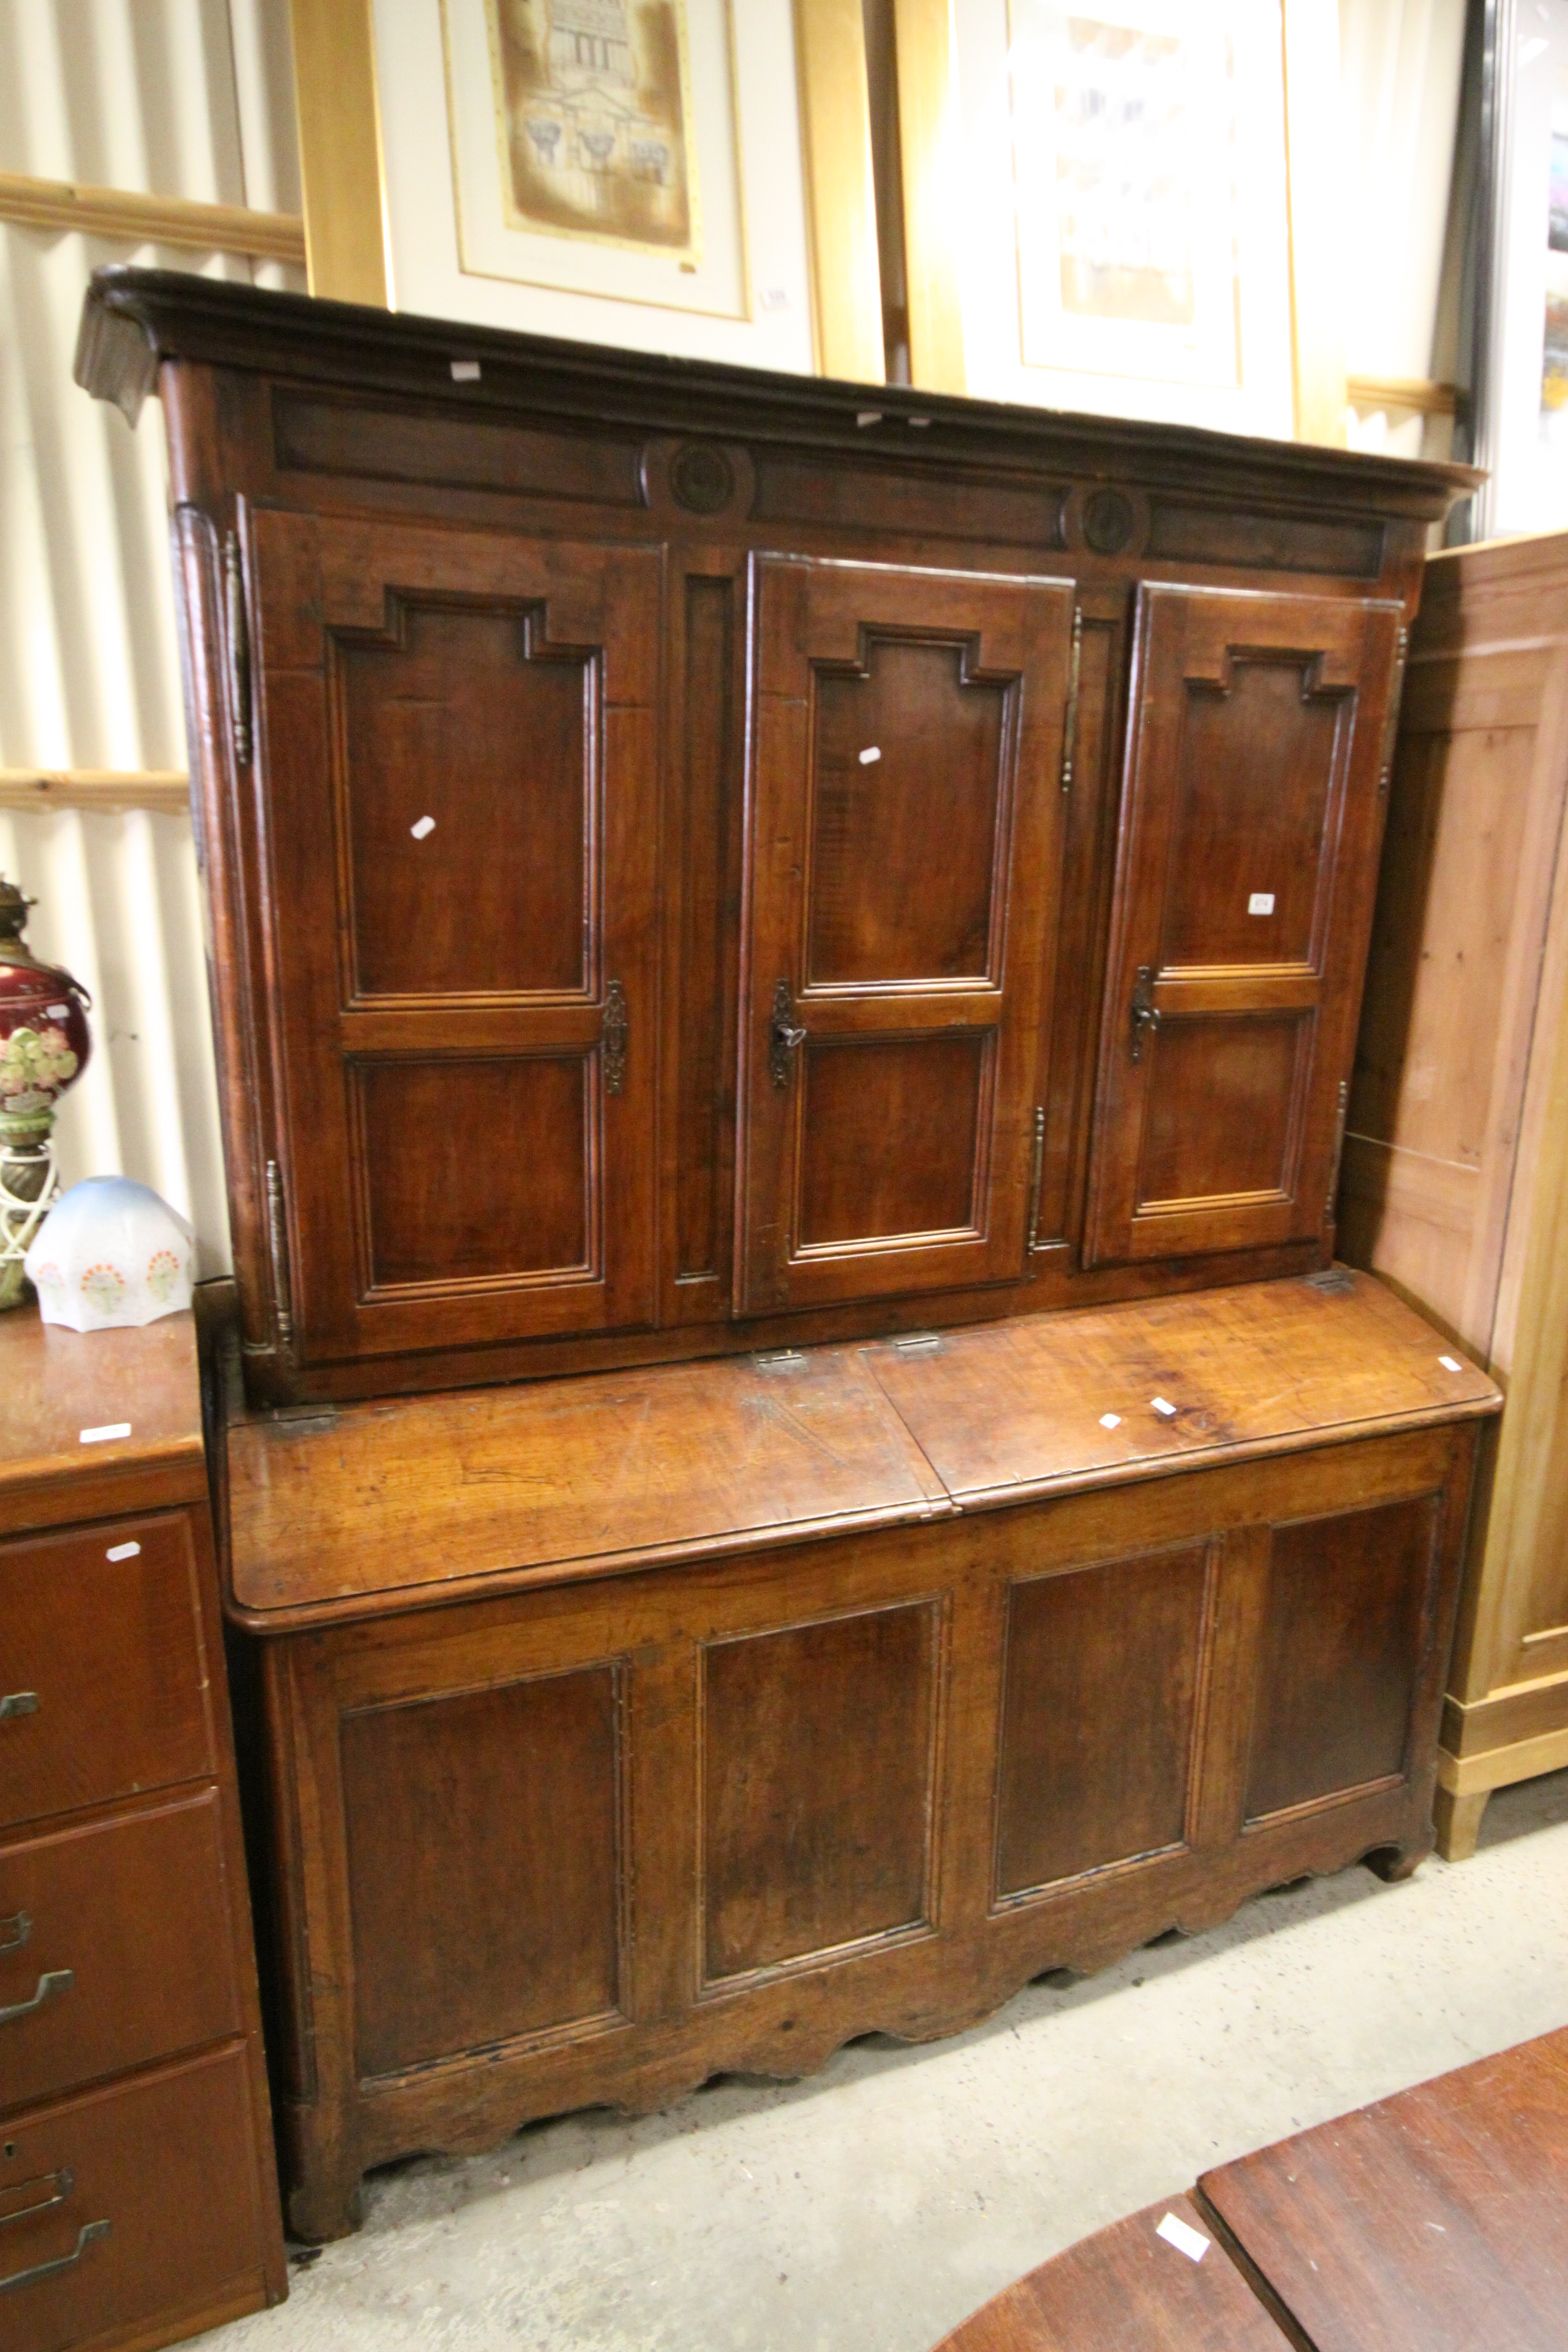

left=1198, top=2027, right=1568, bottom=2352
left=931, top=2195, right=1291, bottom=2350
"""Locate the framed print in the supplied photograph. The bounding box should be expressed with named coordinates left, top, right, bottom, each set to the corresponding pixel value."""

left=891, top=0, right=1344, bottom=441
left=288, top=0, right=884, bottom=379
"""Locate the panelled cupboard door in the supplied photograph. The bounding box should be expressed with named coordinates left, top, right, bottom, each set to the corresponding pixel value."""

left=248, top=509, right=659, bottom=1366
left=738, top=556, right=1076, bottom=1311
left=1084, top=584, right=1403, bottom=1266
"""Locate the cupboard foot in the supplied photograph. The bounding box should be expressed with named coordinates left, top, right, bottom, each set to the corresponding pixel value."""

left=1433, top=1785, right=1491, bottom=1862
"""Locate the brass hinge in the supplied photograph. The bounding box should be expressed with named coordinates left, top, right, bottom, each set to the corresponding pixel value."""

left=1377, top=623, right=1410, bottom=796
left=1060, top=604, right=1084, bottom=792
left=603, top=979, right=628, bottom=1094
left=1026, top=1104, right=1046, bottom=1251
left=223, top=528, right=252, bottom=766
left=265, top=1157, right=294, bottom=1350
left=1325, top=1079, right=1350, bottom=1218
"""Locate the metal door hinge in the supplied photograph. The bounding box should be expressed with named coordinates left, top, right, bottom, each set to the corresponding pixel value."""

left=603, top=979, right=628, bottom=1094
left=752, top=1347, right=807, bottom=1371
left=1060, top=604, right=1084, bottom=791
left=770, top=978, right=807, bottom=1087
left=223, top=528, right=252, bottom=766
left=1377, top=623, right=1410, bottom=796
left=265, top=1158, right=294, bottom=1350
left=1026, top=1104, right=1046, bottom=1251
left=1325, top=1079, right=1351, bottom=1217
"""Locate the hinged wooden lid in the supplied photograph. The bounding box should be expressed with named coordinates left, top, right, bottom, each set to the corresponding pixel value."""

left=225, top=1343, right=950, bottom=1624
left=865, top=1269, right=1499, bottom=1510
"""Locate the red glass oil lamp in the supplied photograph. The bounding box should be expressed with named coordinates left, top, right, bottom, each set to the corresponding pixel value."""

left=0, top=876, right=92, bottom=1309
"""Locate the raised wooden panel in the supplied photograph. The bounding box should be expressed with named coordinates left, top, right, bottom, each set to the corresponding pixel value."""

left=996, top=1544, right=1209, bottom=1897
left=1139, top=1018, right=1302, bottom=1208
left=738, top=556, right=1075, bottom=1313
left=249, top=508, right=660, bottom=1368
left=797, top=1035, right=985, bottom=1247
left=807, top=638, right=1005, bottom=984
left=341, top=601, right=588, bottom=999
left=341, top=1665, right=623, bottom=2075
left=355, top=1056, right=588, bottom=1287
left=1160, top=662, right=1336, bottom=970
left=1086, top=585, right=1401, bottom=1266
left=701, top=1603, right=939, bottom=1980
left=1245, top=1496, right=1438, bottom=1821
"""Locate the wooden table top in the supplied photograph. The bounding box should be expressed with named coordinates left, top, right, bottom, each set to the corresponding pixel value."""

left=1198, top=2026, right=1568, bottom=2352
left=0, top=1302, right=204, bottom=1530
left=932, top=2196, right=1292, bottom=2350
left=225, top=1269, right=1498, bottom=1631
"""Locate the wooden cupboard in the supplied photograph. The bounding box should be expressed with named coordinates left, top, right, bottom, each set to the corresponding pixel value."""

left=75, top=268, right=1471, bottom=1406
left=1342, top=531, right=1568, bottom=1856
left=215, top=1271, right=1498, bottom=2241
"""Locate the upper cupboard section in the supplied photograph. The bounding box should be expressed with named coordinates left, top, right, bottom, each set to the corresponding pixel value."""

left=76, top=271, right=1470, bottom=1399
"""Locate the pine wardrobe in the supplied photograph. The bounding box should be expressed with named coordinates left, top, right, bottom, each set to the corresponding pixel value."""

left=77, top=269, right=1499, bottom=2240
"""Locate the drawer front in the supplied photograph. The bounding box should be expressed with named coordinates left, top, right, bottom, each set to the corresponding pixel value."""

left=0, top=1791, right=241, bottom=2114
left=0, top=2042, right=269, bottom=2352
left=0, top=1515, right=212, bottom=1832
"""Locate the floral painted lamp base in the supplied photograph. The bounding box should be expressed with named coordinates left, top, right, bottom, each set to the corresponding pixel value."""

left=0, top=876, right=91, bottom=1311
left=0, top=1103, right=59, bottom=1310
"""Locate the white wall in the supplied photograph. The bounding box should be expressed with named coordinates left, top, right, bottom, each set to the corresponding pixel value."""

left=0, top=0, right=302, bottom=1272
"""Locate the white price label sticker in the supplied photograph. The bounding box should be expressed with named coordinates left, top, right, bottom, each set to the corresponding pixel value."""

left=1099, top=1412, right=1122, bottom=1430
left=859, top=747, right=882, bottom=765
left=1248, top=892, right=1276, bottom=915
left=106, top=1541, right=142, bottom=1562
left=410, top=815, right=436, bottom=840
left=1439, top=1354, right=1462, bottom=1372
left=1150, top=1396, right=1178, bottom=1420
left=450, top=359, right=481, bottom=382
left=80, top=1423, right=131, bottom=1445
left=1156, top=2212, right=1210, bottom=2263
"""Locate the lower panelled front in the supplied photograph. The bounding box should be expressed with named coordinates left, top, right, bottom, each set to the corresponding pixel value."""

left=268, top=1423, right=1472, bottom=2235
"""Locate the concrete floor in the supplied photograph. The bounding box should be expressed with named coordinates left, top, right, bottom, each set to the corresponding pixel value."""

left=218, top=1769, right=1568, bottom=2352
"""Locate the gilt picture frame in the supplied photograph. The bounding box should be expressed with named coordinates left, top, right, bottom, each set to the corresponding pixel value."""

left=287, top=0, right=884, bottom=379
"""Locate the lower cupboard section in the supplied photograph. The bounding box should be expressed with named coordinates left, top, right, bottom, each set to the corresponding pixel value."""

left=259, top=1425, right=1477, bottom=2240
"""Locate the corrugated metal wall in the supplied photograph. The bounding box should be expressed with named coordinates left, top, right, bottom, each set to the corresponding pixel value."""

left=0, top=0, right=303, bottom=1271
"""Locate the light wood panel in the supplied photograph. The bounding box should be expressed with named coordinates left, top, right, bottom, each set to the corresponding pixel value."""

left=1342, top=530, right=1568, bottom=1854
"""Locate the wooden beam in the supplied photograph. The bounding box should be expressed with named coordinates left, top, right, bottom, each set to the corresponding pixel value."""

left=0, top=171, right=304, bottom=264
left=0, top=770, right=189, bottom=814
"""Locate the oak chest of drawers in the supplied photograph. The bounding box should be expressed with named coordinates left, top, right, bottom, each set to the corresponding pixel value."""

left=0, top=1308, right=285, bottom=2352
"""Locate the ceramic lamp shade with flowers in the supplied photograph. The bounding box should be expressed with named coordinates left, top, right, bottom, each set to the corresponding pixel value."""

left=0, top=875, right=91, bottom=1309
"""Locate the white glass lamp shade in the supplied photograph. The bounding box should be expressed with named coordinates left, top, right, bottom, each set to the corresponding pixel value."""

left=24, top=1176, right=195, bottom=1330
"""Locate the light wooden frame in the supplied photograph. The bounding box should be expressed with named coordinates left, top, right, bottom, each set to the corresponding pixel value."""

left=889, top=0, right=1347, bottom=443
left=287, top=0, right=884, bottom=382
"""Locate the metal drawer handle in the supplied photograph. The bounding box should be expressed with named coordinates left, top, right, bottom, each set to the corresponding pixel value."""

left=0, top=2219, right=112, bottom=2295
left=0, top=1693, right=38, bottom=1724
left=0, top=1913, right=29, bottom=1954
left=0, top=1969, right=72, bottom=2027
